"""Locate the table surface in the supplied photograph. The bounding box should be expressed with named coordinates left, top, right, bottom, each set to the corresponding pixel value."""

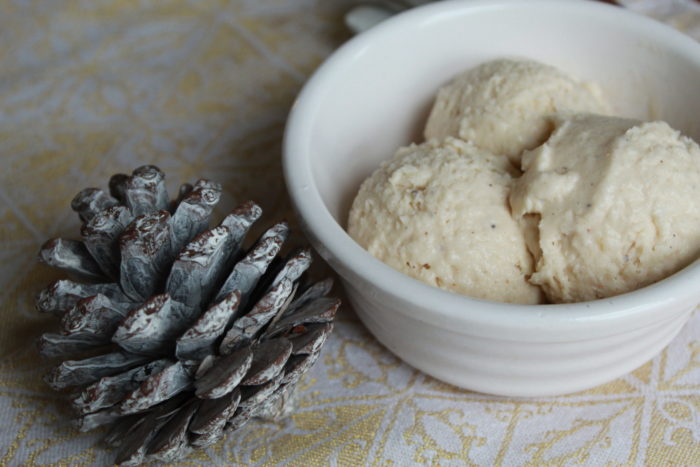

left=1, top=1, right=699, bottom=465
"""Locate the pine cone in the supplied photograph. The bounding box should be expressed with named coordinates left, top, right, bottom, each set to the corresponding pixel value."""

left=36, top=165, right=340, bottom=465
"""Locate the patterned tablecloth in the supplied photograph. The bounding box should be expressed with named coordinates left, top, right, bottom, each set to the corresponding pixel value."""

left=1, top=1, right=699, bottom=465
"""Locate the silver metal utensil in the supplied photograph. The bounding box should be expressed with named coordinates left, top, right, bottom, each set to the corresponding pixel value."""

left=345, top=1, right=437, bottom=34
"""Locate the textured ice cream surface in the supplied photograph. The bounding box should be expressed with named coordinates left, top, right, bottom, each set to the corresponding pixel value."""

left=424, top=59, right=610, bottom=163
left=510, top=113, right=700, bottom=303
left=347, top=137, right=543, bottom=304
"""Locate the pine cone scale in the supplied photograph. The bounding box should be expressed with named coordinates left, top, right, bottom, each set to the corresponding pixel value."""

left=119, top=360, right=192, bottom=415
left=123, top=165, right=169, bottom=216
left=60, top=294, right=125, bottom=338
left=189, top=389, right=240, bottom=435
left=112, top=294, right=189, bottom=355
left=238, top=370, right=285, bottom=411
left=175, top=290, right=240, bottom=360
left=79, top=407, right=122, bottom=432
left=146, top=399, right=199, bottom=462
left=282, top=351, right=322, bottom=385
left=194, top=347, right=253, bottom=399
left=119, top=211, right=173, bottom=301
left=81, top=205, right=133, bottom=279
left=289, top=322, right=333, bottom=355
left=39, top=238, right=106, bottom=281
left=73, top=359, right=171, bottom=415
left=219, top=278, right=294, bottom=354
left=265, top=296, right=340, bottom=338
left=38, top=333, right=107, bottom=359
left=214, top=222, right=289, bottom=306
left=71, top=188, right=118, bottom=222
left=47, top=352, right=150, bottom=390
left=241, top=338, right=293, bottom=386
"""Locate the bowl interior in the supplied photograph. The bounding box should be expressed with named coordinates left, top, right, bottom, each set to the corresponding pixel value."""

left=297, top=0, right=700, bottom=227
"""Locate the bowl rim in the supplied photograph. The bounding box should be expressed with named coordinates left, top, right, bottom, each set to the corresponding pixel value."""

left=283, top=0, right=700, bottom=333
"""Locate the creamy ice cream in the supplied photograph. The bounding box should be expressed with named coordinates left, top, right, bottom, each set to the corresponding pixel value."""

left=347, top=137, right=543, bottom=304
left=424, top=59, right=610, bottom=163
left=510, top=113, right=700, bottom=303
left=348, top=57, right=700, bottom=305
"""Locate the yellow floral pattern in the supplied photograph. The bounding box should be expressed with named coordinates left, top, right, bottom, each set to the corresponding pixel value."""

left=0, top=1, right=699, bottom=465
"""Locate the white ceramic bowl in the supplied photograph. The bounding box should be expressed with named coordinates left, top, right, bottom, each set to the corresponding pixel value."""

left=283, top=0, right=700, bottom=396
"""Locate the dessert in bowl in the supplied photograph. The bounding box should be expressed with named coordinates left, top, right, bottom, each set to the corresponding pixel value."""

left=283, top=0, right=700, bottom=396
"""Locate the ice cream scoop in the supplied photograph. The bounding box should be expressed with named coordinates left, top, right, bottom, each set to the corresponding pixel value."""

left=510, top=113, right=700, bottom=303
left=348, top=137, right=543, bottom=304
left=424, top=59, right=610, bottom=163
